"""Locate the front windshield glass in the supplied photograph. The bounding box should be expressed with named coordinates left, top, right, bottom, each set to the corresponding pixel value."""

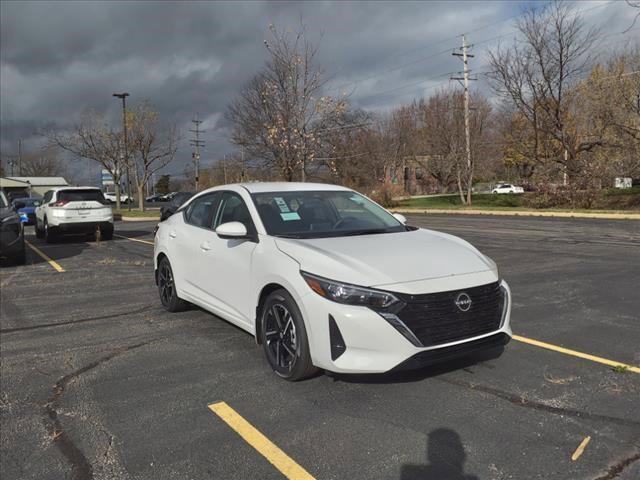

left=252, top=190, right=406, bottom=239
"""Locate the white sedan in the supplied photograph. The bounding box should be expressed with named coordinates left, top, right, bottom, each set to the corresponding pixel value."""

left=492, top=184, right=524, bottom=194
left=154, top=183, right=512, bottom=380
left=103, top=191, right=132, bottom=204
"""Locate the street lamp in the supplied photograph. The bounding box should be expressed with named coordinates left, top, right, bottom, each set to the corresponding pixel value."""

left=113, top=92, right=132, bottom=211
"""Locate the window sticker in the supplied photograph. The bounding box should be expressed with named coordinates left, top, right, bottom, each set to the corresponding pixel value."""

left=280, top=212, right=301, bottom=221
left=273, top=197, right=290, bottom=213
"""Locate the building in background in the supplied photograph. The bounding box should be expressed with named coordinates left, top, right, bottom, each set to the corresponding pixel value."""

left=2, top=176, right=68, bottom=197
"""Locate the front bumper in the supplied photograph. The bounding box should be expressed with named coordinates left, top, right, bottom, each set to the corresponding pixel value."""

left=299, top=279, right=512, bottom=374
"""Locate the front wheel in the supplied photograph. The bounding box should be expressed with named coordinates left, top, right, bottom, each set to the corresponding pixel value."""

left=259, top=289, right=318, bottom=381
left=157, top=257, right=187, bottom=312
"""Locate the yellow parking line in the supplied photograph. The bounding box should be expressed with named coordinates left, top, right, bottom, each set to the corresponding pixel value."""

left=208, top=402, right=315, bottom=480
left=571, top=436, right=591, bottom=461
left=513, top=335, right=640, bottom=374
left=25, top=241, right=65, bottom=272
left=114, top=234, right=154, bottom=246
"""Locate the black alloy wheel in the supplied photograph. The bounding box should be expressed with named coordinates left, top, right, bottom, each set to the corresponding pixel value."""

left=157, top=257, right=187, bottom=312
left=260, top=289, right=318, bottom=381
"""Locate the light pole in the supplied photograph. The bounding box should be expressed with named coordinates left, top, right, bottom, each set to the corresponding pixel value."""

left=113, top=92, right=132, bottom=211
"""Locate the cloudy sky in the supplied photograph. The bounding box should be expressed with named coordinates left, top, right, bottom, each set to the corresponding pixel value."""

left=0, top=0, right=636, bottom=184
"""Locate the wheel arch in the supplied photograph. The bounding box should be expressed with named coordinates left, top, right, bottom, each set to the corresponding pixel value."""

left=254, top=283, right=288, bottom=344
left=155, top=252, right=168, bottom=285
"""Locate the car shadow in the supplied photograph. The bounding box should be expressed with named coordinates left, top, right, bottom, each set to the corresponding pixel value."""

left=15, top=228, right=100, bottom=267
left=113, top=229, right=156, bottom=239
left=328, top=347, right=505, bottom=384
left=400, top=428, right=479, bottom=480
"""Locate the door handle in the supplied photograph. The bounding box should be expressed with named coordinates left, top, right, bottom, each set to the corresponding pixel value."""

left=169, top=231, right=177, bottom=238
left=200, top=242, right=211, bottom=251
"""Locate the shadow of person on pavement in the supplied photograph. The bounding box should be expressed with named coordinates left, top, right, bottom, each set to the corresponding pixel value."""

left=400, top=428, right=478, bottom=480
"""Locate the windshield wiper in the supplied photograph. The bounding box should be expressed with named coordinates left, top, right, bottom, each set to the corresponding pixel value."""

left=341, top=228, right=392, bottom=236
left=274, top=234, right=307, bottom=239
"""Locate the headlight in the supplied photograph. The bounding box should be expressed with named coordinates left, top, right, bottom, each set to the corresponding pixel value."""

left=301, top=271, right=399, bottom=308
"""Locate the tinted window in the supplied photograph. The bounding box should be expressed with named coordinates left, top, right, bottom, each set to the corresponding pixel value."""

left=214, top=192, right=256, bottom=234
left=184, top=193, right=220, bottom=229
left=58, top=189, right=106, bottom=203
left=43, top=191, right=53, bottom=203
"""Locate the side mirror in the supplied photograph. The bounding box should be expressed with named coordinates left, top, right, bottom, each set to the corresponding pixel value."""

left=216, top=221, right=248, bottom=239
left=393, top=213, right=407, bottom=224
left=13, top=201, right=26, bottom=210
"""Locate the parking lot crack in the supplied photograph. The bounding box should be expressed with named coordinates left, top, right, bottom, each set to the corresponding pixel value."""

left=593, top=452, right=640, bottom=480
left=1, top=304, right=155, bottom=334
left=42, top=341, right=151, bottom=480
left=437, top=377, right=640, bottom=428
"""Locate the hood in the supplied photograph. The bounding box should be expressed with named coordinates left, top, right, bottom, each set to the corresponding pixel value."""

left=275, top=228, right=496, bottom=288
left=18, top=207, right=36, bottom=214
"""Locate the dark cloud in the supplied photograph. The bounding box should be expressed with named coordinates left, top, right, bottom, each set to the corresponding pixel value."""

left=1, top=0, right=635, bottom=183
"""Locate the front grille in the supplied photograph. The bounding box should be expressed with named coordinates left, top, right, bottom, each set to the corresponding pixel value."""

left=380, top=281, right=504, bottom=347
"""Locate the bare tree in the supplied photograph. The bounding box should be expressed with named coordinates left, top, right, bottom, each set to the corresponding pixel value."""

left=226, top=23, right=347, bottom=181
left=45, top=110, right=126, bottom=209
left=127, top=102, right=178, bottom=211
left=487, top=1, right=600, bottom=184
left=18, top=148, right=67, bottom=177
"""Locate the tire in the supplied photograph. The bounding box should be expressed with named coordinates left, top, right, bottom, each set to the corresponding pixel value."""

left=44, top=219, right=57, bottom=243
left=101, top=225, right=114, bottom=240
left=259, top=289, right=318, bottom=381
left=35, top=220, right=45, bottom=239
left=157, top=257, right=188, bottom=312
left=15, top=246, right=26, bottom=265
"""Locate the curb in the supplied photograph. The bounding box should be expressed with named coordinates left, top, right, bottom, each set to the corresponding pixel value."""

left=392, top=208, right=640, bottom=220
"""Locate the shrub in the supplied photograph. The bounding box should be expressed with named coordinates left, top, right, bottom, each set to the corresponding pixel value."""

left=368, top=183, right=405, bottom=208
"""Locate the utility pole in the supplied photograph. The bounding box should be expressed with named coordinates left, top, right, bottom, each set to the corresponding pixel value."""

left=189, top=115, right=205, bottom=191
left=18, top=139, right=22, bottom=176
left=113, top=92, right=131, bottom=211
left=452, top=35, right=476, bottom=205
left=222, top=155, right=228, bottom=184
left=241, top=145, right=246, bottom=181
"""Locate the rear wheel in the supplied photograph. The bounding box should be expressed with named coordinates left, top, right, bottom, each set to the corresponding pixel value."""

left=35, top=219, right=45, bottom=239
left=100, top=224, right=114, bottom=240
left=44, top=219, right=57, bottom=243
left=157, top=257, right=187, bottom=312
left=259, top=289, right=318, bottom=381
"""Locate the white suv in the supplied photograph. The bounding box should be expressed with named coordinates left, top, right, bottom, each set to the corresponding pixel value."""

left=492, top=184, right=524, bottom=194
left=35, top=187, right=114, bottom=243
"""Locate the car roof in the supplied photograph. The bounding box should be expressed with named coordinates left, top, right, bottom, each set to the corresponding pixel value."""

left=237, top=182, right=351, bottom=194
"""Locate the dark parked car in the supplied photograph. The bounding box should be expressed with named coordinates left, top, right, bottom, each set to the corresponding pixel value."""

left=160, top=192, right=194, bottom=221
left=12, top=197, right=42, bottom=225
left=146, top=194, right=166, bottom=203
left=0, top=190, right=26, bottom=265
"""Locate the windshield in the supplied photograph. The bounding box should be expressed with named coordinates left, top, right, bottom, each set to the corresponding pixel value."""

left=251, top=190, right=406, bottom=239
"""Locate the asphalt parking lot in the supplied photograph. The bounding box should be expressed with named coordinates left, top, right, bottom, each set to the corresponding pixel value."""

left=1, top=214, right=638, bottom=480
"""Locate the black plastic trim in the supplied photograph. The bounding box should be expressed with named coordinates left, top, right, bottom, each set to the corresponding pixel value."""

left=328, top=315, right=346, bottom=361
left=392, top=332, right=510, bottom=371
